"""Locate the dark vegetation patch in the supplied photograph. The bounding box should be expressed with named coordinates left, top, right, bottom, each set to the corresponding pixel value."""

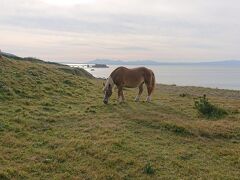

left=179, top=93, right=190, bottom=97
left=13, top=88, right=29, bottom=98
left=0, top=169, right=28, bottom=180
left=0, top=81, right=14, bottom=100
left=42, top=106, right=58, bottom=112
left=179, top=153, right=194, bottom=161
left=132, top=119, right=192, bottom=136
left=0, top=173, right=9, bottom=180
left=143, top=163, right=155, bottom=175
left=0, top=121, right=10, bottom=132
left=63, top=79, right=75, bottom=86
left=162, top=123, right=192, bottom=136
left=194, top=95, right=228, bottom=119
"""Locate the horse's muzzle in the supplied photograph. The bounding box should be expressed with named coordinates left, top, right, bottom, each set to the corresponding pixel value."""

left=103, top=97, right=108, bottom=104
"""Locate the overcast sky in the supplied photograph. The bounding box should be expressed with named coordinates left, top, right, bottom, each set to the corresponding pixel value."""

left=0, top=0, right=240, bottom=62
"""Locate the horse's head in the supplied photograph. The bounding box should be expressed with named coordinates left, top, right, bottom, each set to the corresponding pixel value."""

left=103, top=78, right=114, bottom=104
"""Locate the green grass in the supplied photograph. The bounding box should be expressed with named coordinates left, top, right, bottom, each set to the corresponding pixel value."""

left=0, top=56, right=240, bottom=179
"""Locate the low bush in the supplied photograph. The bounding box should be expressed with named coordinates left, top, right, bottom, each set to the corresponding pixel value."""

left=194, top=95, right=228, bottom=119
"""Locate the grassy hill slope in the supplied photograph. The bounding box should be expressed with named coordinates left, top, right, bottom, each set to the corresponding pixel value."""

left=0, top=56, right=240, bottom=179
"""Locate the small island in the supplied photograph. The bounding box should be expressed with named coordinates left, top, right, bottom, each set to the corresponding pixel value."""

left=92, top=64, right=109, bottom=68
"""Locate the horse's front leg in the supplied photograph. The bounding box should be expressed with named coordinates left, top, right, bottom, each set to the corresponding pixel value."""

left=135, top=83, right=144, bottom=102
left=118, top=87, right=124, bottom=102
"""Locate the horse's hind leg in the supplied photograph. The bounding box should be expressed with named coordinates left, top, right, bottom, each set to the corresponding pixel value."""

left=146, top=84, right=153, bottom=102
left=135, top=83, right=144, bottom=102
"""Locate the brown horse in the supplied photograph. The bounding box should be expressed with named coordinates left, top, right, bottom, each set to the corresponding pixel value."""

left=103, top=67, right=155, bottom=104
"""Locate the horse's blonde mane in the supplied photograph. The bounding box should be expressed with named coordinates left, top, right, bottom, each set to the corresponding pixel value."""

left=104, top=76, right=114, bottom=91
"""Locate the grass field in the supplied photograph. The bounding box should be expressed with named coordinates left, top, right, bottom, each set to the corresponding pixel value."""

left=0, top=56, right=240, bottom=179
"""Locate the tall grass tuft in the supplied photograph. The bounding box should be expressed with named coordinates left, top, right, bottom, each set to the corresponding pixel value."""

left=143, top=163, right=155, bottom=175
left=194, top=94, right=228, bottom=119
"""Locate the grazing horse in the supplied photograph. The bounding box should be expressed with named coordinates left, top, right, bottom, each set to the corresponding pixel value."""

left=103, top=67, right=155, bottom=104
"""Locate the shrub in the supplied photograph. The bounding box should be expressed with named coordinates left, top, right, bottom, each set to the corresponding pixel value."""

left=63, top=79, right=74, bottom=86
left=143, top=163, right=155, bottom=175
left=194, top=95, right=228, bottom=119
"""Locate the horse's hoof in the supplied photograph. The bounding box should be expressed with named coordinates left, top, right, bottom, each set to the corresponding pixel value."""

left=146, top=96, right=151, bottom=102
left=135, top=96, right=140, bottom=102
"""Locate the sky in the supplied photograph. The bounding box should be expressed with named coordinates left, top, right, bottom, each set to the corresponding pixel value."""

left=0, top=0, right=240, bottom=62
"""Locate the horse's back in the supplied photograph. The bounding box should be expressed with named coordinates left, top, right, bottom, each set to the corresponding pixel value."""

left=111, top=66, right=154, bottom=88
left=113, top=66, right=151, bottom=73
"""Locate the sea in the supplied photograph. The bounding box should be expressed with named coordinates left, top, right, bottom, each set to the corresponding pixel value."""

left=67, top=64, right=240, bottom=90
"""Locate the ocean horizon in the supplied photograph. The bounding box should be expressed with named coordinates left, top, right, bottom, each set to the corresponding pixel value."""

left=67, top=64, right=240, bottom=91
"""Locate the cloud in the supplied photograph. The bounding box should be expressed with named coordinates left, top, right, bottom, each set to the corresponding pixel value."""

left=0, top=0, right=240, bottom=62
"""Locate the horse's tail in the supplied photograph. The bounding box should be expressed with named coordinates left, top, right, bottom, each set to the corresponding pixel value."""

left=151, top=71, right=155, bottom=92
